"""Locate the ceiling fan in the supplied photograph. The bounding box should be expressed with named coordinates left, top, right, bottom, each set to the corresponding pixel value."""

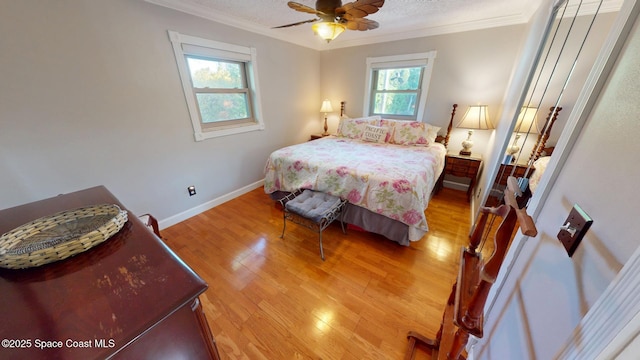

left=273, top=0, right=385, bottom=43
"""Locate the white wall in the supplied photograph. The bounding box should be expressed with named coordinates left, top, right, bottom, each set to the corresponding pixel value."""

left=0, top=0, right=320, bottom=222
left=474, top=3, right=640, bottom=359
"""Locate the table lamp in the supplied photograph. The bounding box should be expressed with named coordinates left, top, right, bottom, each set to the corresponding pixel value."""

left=456, top=105, right=493, bottom=156
left=320, top=99, right=333, bottom=136
left=507, top=106, right=540, bottom=160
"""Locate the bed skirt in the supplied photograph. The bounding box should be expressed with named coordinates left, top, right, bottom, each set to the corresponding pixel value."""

left=269, top=191, right=423, bottom=246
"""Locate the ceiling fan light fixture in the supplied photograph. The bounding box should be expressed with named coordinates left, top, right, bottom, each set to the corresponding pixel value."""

left=312, top=21, right=346, bottom=43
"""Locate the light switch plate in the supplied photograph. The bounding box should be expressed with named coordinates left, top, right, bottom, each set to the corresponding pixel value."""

left=557, top=204, right=593, bottom=257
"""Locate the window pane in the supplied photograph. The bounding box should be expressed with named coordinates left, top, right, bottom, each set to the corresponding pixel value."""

left=375, top=67, right=422, bottom=91
left=374, top=93, right=417, bottom=116
left=187, top=57, right=243, bottom=89
left=196, top=93, right=249, bottom=122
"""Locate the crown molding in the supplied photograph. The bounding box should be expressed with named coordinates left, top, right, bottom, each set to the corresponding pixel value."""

left=145, top=0, right=623, bottom=51
left=145, top=0, right=318, bottom=48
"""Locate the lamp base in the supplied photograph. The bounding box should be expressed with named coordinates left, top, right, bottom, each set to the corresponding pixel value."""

left=323, top=116, right=329, bottom=136
left=459, top=130, right=474, bottom=156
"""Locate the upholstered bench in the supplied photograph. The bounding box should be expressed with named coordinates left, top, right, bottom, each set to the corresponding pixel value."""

left=279, top=189, right=347, bottom=260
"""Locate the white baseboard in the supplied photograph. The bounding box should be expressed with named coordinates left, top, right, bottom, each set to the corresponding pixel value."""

left=159, top=179, right=264, bottom=230
left=159, top=178, right=471, bottom=230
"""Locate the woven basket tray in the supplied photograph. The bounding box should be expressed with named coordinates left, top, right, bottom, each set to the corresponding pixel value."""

left=0, top=204, right=128, bottom=269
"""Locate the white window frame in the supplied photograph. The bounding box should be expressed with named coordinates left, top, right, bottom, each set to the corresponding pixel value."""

left=363, top=51, right=437, bottom=121
left=168, top=30, right=265, bottom=141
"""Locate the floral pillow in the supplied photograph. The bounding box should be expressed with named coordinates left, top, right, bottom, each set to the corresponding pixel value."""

left=379, top=119, right=441, bottom=146
left=393, top=122, right=429, bottom=145
left=337, top=116, right=381, bottom=139
left=361, top=125, right=390, bottom=143
left=380, top=119, right=440, bottom=146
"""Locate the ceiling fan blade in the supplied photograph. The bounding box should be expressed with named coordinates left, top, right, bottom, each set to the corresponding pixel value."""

left=287, top=1, right=324, bottom=16
left=344, top=18, right=379, bottom=31
left=336, top=0, right=384, bottom=18
left=272, top=18, right=320, bottom=29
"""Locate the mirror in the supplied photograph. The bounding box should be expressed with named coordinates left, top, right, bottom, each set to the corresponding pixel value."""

left=485, top=0, right=614, bottom=207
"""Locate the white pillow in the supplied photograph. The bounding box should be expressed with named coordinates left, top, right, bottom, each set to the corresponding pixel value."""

left=362, top=125, right=390, bottom=143
left=529, top=156, right=551, bottom=193
left=424, top=123, right=441, bottom=143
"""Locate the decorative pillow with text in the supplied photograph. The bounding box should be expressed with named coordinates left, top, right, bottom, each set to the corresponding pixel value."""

left=362, top=125, right=390, bottom=143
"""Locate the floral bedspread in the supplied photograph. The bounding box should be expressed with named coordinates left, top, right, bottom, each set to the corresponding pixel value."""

left=264, top=136, right=446, bottom=234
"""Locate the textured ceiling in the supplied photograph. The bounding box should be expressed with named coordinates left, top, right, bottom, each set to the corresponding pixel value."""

left=145, top=0, right=623, bottom=50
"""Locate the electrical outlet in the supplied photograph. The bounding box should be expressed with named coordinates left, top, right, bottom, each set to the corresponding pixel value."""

left=188, top=186, right=196, bottom=196
left=557, top=204, right=593, bottom=257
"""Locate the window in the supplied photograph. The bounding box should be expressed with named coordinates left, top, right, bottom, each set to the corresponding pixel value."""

left=169, top=31, right=264, bottom=141
left=363, top=52, right=437, bottom=121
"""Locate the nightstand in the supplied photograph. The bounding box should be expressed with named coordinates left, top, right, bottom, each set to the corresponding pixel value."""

left=439, top=153, right=483, bottom=202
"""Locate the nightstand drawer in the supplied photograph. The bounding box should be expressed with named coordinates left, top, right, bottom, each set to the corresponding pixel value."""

left=450, top=167, right=474, bottom=177
left=439, top=153, right=483, bottom=202
left=446, top=158, right=481, bottom=177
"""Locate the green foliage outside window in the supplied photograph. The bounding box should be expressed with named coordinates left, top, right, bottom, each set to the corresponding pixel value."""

left=195, top=94, right=249, bottom=123
left=372, top=67, right=423, bottom=117
left=187, top=57, right=250, bottom=122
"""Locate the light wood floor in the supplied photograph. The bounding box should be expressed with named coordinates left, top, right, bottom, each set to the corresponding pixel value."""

left=163, top=187, right=488, bottom=359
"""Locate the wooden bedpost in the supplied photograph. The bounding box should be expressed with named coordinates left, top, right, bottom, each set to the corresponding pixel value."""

left=340, top=101, right=345, bottom=117
left=445, top=104, right=457, bottom=148
left=530, top=106, right=562, bottom=162
left=435, top=104, right=457, bottom=148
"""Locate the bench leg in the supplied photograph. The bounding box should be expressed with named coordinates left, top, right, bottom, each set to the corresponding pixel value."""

left=281, top=212, right=286, bottom=239
left=318, top=230, right=325, bottom=261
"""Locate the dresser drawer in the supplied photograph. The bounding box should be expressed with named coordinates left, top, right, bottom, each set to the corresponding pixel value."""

left=446, top=158, right=481, bottom=177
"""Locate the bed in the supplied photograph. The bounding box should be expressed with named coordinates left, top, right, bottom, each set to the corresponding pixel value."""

left=264, top=103, right=457, bottom=246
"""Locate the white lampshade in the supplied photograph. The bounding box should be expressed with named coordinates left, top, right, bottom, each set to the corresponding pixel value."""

left=456, top=105, right=493, bottom=130
left=320, top=99, right=333, bottom=113
left=514, top=106, right=540, bottom=134
left=312, top=22, right=346, bottom=43
left=456, top=105, right=493, bottom=156
left=506, top=107, right=540, bottom=160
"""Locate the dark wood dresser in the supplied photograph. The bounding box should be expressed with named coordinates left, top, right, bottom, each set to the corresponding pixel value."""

left=0, top=186, right=221, bottom=359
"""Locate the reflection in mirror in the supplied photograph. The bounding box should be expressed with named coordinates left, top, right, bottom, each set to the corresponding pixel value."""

left=485, top=0, right=608, bottom=209
left=505, top=106, right=540, bottom=164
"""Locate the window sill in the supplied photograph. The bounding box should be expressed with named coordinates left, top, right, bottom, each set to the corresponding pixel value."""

left=194, top=123, right=265, bottom=141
